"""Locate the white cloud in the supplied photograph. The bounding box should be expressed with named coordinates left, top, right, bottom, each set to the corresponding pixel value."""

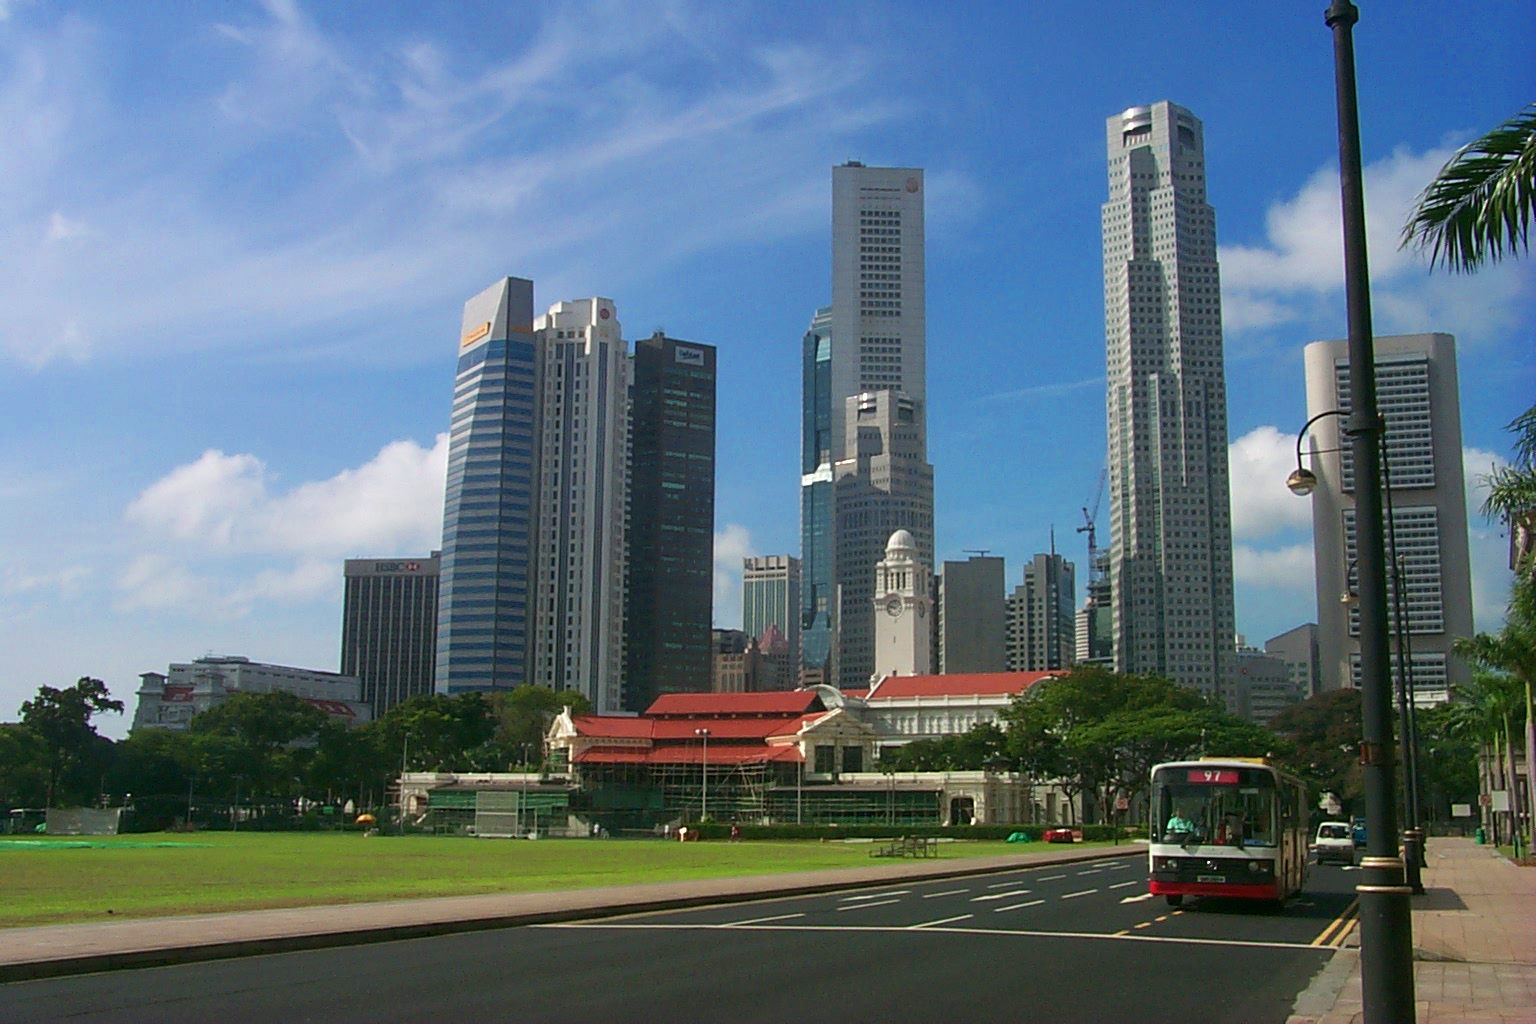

left=1220, top=143, right=1530, bottom=345
left=1462, top=445, right=1514, bottom=633
left=713, top=523, right=754, bottom=630
left=118, top=435, right=447, bottom=619
left=2, top=564, right=91, bottom=597
left=1228, top=425, right=1313, bottom=541
left=1232, top=543, right=1315, bottom=592
left=44, top=210, right=86, bottom=242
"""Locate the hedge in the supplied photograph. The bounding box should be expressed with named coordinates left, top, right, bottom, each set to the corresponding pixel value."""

left=682, top=822, right=1146, bottom=842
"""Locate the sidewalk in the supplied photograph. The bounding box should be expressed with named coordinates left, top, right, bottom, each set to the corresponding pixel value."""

left=0, top=842, right=1142, bottom=984
left=1289, top=837, right=1536, bottom=1024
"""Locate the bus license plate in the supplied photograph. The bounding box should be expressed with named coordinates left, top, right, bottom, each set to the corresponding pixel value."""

left=1197, top=874, right=1223, bottom=883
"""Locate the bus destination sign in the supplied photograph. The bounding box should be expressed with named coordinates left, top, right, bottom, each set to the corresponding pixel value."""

left=1187, top=768, right=1240, bottom=784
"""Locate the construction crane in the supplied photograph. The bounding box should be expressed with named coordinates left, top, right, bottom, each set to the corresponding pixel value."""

left=1077, top=469, right=1106, bottom=583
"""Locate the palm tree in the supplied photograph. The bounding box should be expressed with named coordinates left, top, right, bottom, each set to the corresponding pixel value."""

left=1402, top=102, right=1536, bottom=273
left=1479, top=405, right=1536, bottom=575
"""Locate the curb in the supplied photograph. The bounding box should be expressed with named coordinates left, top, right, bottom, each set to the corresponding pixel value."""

left=1, top=846, right=1140, bottom=984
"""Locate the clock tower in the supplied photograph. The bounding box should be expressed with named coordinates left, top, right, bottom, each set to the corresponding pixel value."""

left=871, top=529, right=932, bottom=682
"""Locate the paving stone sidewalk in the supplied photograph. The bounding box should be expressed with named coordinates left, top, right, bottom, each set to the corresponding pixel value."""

left=1289, top=837, right=1536, bottom=1024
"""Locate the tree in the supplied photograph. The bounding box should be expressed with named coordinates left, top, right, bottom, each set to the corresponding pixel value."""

left=1480, top=405, right=1536, bottom=576
left=490, top=685, right=592, bottom=766
left=375, top=693, right=497, bottom=772
left=1270, top=689, right=1366, bottom=814
left=18, top=677, right=124, bottom=806
left=189, top=691, right=329, bottom=799
left=0, top=723, right=49, bottom=809
left=1402, top=102, right=1536, bottom=273
left=879, top=724, right=1006, bottom=772
left=996, top=666, right=1274, bottom=825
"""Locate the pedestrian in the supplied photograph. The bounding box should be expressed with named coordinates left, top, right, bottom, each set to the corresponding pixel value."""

left=730, top=823, right=741, bottom=843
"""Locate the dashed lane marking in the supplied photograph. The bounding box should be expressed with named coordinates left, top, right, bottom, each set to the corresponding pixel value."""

left=1076, top=869, right=1103, bottom=876
left=1061, top=889, right=1098, bottom=900
left=922, top=889, right=970, bottom=899
left=836, top=899, right=901, bottom=912
left=1108, top=880, right=1139, bottom=889
left=987, top=880, right=1025, bottom=889
left=969, top=890, right=1031, bottom=902
left=1038, top=874, right=1067, bottom=881
left=1119, top=892, right=1155, bottom=903
left=994, top=900, right=1045, bottom=912
left=910, top=914, right=973, bottom=929
left=725, top=913, right=805, bottom=927
left=840, top=891, right=911, bottom=902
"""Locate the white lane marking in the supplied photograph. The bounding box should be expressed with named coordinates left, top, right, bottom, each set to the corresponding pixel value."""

left=1038, top=874, right=1067, bottom=881
left=836, top=899, right=901, bottom=912
left=1109, top=880, right=1139, bottom=890
left=970, top=890, right=1032, bottom=902
left=724, top=913, right=805, bottom=927
left=994, top=900, right=1045, bottom=912
left=840, top=890, right=911, bottom=902
left=987, top=880, right=1025, bottom=888
left=1105, top=862, right=1130, bottom=870
left=1061, top=889, right=1097, bottom=900
left=541, top=921, right=1332, bottom=951
left=1076, top=869, right=1103, bottom=876
left=922, top=889, right=970, bottom=899
left=910, top=914, right=973, bottom=929
left=1120, top=893, right=1156, bottom=903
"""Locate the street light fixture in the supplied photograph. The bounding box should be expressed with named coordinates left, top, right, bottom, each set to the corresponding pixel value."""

left=694, top=728, right=711, bottom=823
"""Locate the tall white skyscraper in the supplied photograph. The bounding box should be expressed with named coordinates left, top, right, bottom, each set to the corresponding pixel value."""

left=531, top=298, right=630, bottom=712
left=1301, top=333, right=1474, bottom=703
left=822, top=163, right=933, bottom=689
left=1102, top=101, right=1236, bottom=703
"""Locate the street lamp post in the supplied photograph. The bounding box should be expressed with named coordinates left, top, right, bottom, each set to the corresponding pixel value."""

left=694, top=728, right=711, bottom=823
left=1321, top=3, right=1416, bottom=1017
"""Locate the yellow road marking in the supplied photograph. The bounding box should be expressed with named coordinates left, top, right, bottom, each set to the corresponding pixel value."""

left=1312, top=898, right=1360, bottom=947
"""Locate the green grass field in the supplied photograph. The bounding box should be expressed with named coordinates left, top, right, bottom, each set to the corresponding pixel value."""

left=1, top=833, right=1098, bottom=928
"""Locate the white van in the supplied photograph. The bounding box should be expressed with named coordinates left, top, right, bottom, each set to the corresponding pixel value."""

left=1314, top=821, right=1355, bottom=865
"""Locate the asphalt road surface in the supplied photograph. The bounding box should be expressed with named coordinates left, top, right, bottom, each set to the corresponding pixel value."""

left=0, top=854, right=1361, bottom=1024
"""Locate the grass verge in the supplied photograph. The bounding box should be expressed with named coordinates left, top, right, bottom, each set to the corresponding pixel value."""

left=2, top=833, right=1124, bottom=928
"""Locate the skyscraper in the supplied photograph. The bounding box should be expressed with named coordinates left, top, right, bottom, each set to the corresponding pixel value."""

left=940, top=554, right=1006, bottom=674
left=821, top=162, right=932, bottom=689
left=800, top=307, right=834, bottom=680
left=1102, top=102, right=1236, bottom=703
left=625, top=332, right=716, bottom=711
left=342, top=553, right=440, bottom=716
left=436, top=277, right=539, bottom=694
left=1007, top=553, right=1077, bottom=672
left=1301, top=333, right=1474, bottom=702
left=742, top=555, right=802, bottom=679
left=530, top=298, right=630, bottom=712
left=833, top=390, right=934, bottom=687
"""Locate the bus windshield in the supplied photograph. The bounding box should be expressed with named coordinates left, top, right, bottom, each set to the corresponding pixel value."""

left=1152, top=766, right=1278, bottom=848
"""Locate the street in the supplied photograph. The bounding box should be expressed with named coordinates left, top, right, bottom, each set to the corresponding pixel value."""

left=0, top=854, right=1360, bottom=1023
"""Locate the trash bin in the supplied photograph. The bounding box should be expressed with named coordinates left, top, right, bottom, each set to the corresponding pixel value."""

left=1474, top=825, right=1486, bottom=845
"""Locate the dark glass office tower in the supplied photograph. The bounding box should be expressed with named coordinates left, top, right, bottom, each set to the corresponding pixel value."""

left=342, top=554, right=439, bottom=715
left=435, top=277, right=539, bottom=694
left=799, top=306, right=833, bottom=681
left=624, top=332, right=716, bottom=711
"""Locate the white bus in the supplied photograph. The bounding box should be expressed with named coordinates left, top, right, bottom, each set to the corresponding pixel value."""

left=1147, top=758, right=1309, bottom=907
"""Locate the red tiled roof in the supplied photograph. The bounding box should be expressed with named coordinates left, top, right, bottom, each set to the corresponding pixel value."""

left=569, top=715, right=654, bottom=739
left=865, top=671, right=1061, bottom=699
left=643, top=691, right=822, bottom=717
left=574, top=744, right=803, bottom=765
left=650, top=716, right=813, bottom=741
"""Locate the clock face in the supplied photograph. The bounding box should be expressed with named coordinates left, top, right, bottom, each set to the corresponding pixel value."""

left=885, top=596, right=903, bottom=617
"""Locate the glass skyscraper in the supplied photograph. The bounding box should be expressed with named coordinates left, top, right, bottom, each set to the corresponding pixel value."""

left=435, top=277, right=538, bottom=694
left=799, top=307, right=833, bottom=679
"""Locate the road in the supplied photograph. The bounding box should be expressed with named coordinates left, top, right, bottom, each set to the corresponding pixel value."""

left=0, top=854, right=1360, bottom=1024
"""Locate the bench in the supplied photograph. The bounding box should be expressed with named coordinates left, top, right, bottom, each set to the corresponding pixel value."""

left=871, top=835, right=938, bottom=859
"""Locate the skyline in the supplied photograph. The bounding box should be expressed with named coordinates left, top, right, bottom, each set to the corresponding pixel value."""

left=1, top=1, right=1530, bottom=737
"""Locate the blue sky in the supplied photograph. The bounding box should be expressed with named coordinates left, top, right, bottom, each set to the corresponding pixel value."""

left=1, top=0, right=1531, bottom=737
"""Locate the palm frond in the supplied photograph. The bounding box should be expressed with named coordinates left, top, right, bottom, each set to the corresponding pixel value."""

left=1402, top=103, right=1536, bottom=272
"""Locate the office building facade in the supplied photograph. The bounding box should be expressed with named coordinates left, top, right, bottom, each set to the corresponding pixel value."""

left=342, top=554, right=440, bottom=716
left=531, top=298, right=630, bottom=712
left=1264, top=623, right=1320, bottom=701
left=800, top=307, right=835, bottom=678
left=1007, top=553, right=1077, bottom=672
left=941, top=554, right=1007, bottom=674
left=743, top=555, right=802, bottom=680
left=1102, top=101, right=1237, bottom=703
left=625, top=332, right=716, bottom=711
left=436, top=277, right=539, bottom=694
left=832, top=390, right=934, bottom=687
left=1301, top=333, right=1474, bottom=702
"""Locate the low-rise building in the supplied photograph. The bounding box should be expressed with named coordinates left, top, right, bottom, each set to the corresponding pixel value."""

left=131, top=655, right=371, bottom=732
